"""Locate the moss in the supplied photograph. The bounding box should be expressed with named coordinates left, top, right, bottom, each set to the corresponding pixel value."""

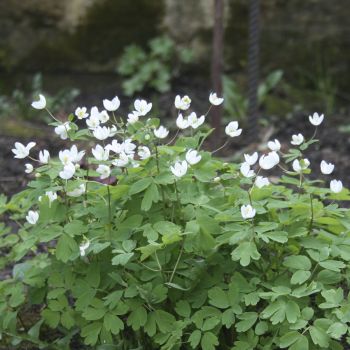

left=20, top=0, right=164, bottom=72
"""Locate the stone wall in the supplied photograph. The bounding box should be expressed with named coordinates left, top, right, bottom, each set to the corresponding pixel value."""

left=0, top=0, right=349, bottom=90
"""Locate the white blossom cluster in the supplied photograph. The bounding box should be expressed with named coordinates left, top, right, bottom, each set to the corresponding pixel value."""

left=14, top=94, right=345, bottom=246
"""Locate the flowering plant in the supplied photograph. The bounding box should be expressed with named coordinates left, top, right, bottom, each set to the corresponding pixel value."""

left=0, top=94, right=349, bottom=350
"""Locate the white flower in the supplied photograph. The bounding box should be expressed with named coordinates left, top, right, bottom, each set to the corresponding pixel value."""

left=26, top=210, right=39, bottom=225
left=112, top=152, right=132, bottom=167
left=330, top=180, right=343, bottom=193
left=59, top=145, right=84, bottom=165
left=39, top=191, right=57, bottom=206
left=174, top=95, right=191, bottom=110
left=309, top=112, right=324, bottom=126
left=291, top=133, right=304, bottom=146
left=176, top=113, right=190, bottom=129
left=259, top=151, right=280, bottom=170
left=209, top=92, right=224, bottom=106
left=170, top=160, right=188, bottom=178
left=79, top=240, right=90, bottom=257
left=75, top=107, right=89, bottom=119
left=244, top=152, right=258, bottom=166
left=188, top=112, right=205, bottom=129
left=320, top=160, right=334, bottom=175
left=92, top=145, right=109, bottom=161
left=59, top=162, right=76, bottom=180
left=59, top=150, right=73, bottom=165
left=25, top=163, right=33, bottom=174
left=106, top=140, right=123, bottom=154
left=240, top=162, right=255, bottom=178
left=267, top=139, right=281, bottom=151
left=96, top=164, right=111, bottom=179
left=69, top=145, right=85, bottom=163
left=186, top=149, right=201, bottom=165
left=31, top=94, right=46, bottom=110
left=241, top=205, right=256, bottom=219
left=93, top=126, right=112, bottom=140
left=54, top=122, right=71, bottom=140
left=225, top=121, right=242, bottom=137
left=255, top=176, right=270, bottom=188
left=67, top=184, right=86, bottom=197
left=39, top=149, right=50, bottom=164
left=123, top=139, right=136, bottom=154
left=103, top=96, right=120, bottom=111
left=214, top=176, right=221, bottom=183
left=134, top=99, right=152, bottom=116
left=154, top=126, right=169, bottom=139
left=127, top=112, right=139, bottom=124
left=12, top=142, right=36, bottom=159
left=99, top=110, right=110, bottom=123
left=86, top=112, right=101, bottom=129
left=138, top=146, right=151, bottom=160
left=292, top=158, right=310, bottom=173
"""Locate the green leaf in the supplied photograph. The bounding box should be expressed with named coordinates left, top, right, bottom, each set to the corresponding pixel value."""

left=202, top=316, right=220, bottom=331
left=255, top=321, right=268, bottom=335
left=319, top=288, right=343, bottom=308
left=263, top=230, right=288, bottom=243
left=286, top=300, right=300, bottom=323
left=327, top=322, right=348, bottom=339
left=279, top=331, right=300, bottom=348
left=55, top=234, right=78, bottom=262
left=208, top=287, right=230, bottom=309
left=231, top=241, right=261, bottom=266
left=283, top=255, right=312, bottom=270
left=189, top=330, right=201, bottom=348
left=154, top=310, right=176, bottom=333
left=290, top=335, right=309, bottom=350
left=82, top=321, right=102, bottom=346
left=104, top=313, right=124, bottom=335
left=222, top=309, right=235, bottom=328
left=175, top=300, right=191, bottom=318
left=64, top=220, right=87, bottom=236
left=309, top=325, right=329, bottom=348
left=82, top=306, right=106, bottom=321
left=200, top=332, right=219, bottom=350
left=319, top=260, right=346, bottom=272
left=111, top=252, right=134, bottom=266
left=127, top=306, right=147, bottom=331
left=291, top=270, right=311, bottom=285
left=28, top=320, right=44, bottom=339
left=61, top=310, right=75, bottom=329
left=129, top=177, right=153, bottom=195
left=141, top=183, right=159, bottom=211
left=236, top=312, right=258, bottom=332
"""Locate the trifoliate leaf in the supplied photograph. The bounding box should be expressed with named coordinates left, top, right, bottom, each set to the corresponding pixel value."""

left=200, top=332, right=219, bottom=350
left=231, top=241, right=261, bottom=266
left=127, top=306, right=147, bottom=331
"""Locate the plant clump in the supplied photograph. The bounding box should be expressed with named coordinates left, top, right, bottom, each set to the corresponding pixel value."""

left=0, top=92, right=349, bottom=349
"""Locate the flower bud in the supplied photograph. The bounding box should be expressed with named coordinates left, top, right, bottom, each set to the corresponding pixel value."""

left=35, top=173, right=41, bottom=178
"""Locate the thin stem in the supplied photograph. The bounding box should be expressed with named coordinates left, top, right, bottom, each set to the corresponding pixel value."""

left=166, top=129, right=179, bottom=146
left=28, top=156, right=40, bottom=163
left=211, top=139, right=229, bottom=154
left=169, top=242, right=184, bottom=283
left=308, top=193, right=314, bottom=234
left=154, top=251, right=165, bottom=280
left=45, top=108, right=62, bottom=124
left=107, top=180, right=112, bottom=237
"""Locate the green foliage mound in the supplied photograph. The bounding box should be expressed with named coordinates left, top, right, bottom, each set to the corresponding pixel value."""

left=0, top=95, right=349, bottom=349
